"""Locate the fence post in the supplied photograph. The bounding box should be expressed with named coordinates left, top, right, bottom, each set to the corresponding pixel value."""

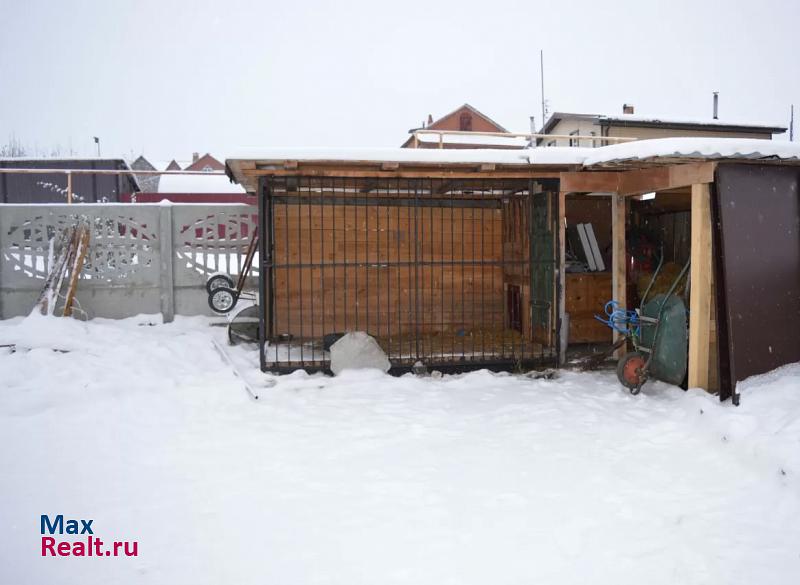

left=159, top=202, right=175, bottom=323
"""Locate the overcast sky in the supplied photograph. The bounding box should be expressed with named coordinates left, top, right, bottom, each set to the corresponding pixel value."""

left=1, top=0, right=798, bottom=162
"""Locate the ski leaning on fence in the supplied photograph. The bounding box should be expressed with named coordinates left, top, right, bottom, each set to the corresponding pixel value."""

left=35, top=220, right=91, bottom=317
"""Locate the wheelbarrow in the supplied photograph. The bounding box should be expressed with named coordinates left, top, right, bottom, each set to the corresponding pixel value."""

left=206, top=228, right=259, bottom=314
left=595, top=253, right=691, bottom=394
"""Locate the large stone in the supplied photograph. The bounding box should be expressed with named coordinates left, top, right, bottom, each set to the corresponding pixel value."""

left=329, top=332, right=391, bottom=375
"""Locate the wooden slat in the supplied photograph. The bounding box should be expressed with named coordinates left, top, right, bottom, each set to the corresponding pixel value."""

left=559, top=171, right=621, bottom=194
left=611, top=194, right=627, bottom=358
left=619, top=162, right=717, bottom=196
left=688, top=182, right=713, bottom=390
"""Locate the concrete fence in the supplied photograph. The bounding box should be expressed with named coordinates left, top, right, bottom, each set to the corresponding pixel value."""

left=0, top=203, right=259, bottom=320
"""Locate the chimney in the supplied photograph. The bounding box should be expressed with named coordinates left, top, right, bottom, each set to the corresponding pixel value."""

left=192, top=152, right=199, bottom=164
left=713, top=91, right=719, bottom=120
left=623, top=104, right=634, bottom=115
left=427, top=114, right=433, bottom=125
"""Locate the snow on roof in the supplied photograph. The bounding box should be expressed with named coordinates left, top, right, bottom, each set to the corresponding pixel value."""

left=600, top=113, right=787, bottom=131
left=158, top=173, right=245, bottom=194
left=226, top=147, right=587, bottom=166
left=545, top=111, right=787, bottom=132
left=414, top=133, right=531, bottom=147
left=582, top=137, right=800, bottom=166
left=226, top=138, right=800, bottom=183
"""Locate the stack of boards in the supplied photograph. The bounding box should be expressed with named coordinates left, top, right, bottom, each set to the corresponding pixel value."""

left=567, top=223, right=605, bottom=272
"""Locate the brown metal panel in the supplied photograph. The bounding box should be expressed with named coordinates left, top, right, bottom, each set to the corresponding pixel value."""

left=0, top=159, right=137, bottom=203
left=714, top=164, right=800, bottom=400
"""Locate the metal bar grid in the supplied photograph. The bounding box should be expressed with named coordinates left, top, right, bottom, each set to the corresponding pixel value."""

left=260, top=175, right=559, bottom=373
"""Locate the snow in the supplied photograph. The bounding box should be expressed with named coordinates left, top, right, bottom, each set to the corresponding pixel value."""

left=226, top=146, right=588, bottom=167
left=157, top=173, right=245, bottom=194
left=2, top=314, right=800, bottom=584
left=599, top=113, right=786, bottom=130
left=413, top=133, right=531, bottom=147
left=547, top=111, right=786, bottom=131
left=582, top=137, right=800, bottom=166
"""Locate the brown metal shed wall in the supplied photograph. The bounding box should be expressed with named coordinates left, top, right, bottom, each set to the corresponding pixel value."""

left=714, top=163, right=800, bottom=394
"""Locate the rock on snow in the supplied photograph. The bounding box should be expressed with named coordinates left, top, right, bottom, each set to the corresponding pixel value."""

left=329, top=331, right=391, bottom=375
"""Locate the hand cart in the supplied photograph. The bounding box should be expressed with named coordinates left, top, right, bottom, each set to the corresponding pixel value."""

left=595, top=252, right=691, bottom=394
left=206, top=228, right=259, bottom=314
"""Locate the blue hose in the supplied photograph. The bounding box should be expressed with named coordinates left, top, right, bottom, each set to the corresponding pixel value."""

left=594, top=300, right=640, bottom=337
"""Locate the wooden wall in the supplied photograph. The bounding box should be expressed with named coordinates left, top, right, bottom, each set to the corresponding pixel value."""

left=271, top=202, right=504, bottom=340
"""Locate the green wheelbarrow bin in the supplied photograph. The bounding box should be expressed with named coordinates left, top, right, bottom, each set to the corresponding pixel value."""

left=598, top=254, right=690, bottom=395
left=618, top=292, right=688, bottom=393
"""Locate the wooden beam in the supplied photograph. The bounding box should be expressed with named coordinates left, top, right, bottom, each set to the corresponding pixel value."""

left=688, top=182, right=713, bottom=390
left=283, top=160, right=298, bottom=169
left=247, top=169, right=564, bottom=180
left=618, top=162, right=716, bottom=196
left=381, top=162, right=399, bottom=171
left=479, top=163, right=496, bottom=172
left=559, top=171, right=621, bottom=193
left=611, top=193, right=627, bottom=358
left=558, top=191, right=567, bottom=364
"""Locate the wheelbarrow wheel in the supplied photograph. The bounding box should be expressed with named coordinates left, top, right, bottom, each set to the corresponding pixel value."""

left=206, top=273, right=235, bottom=294
left=617, top=351, right=647, bottom=394
left=208, top=286, right=239, bottom=314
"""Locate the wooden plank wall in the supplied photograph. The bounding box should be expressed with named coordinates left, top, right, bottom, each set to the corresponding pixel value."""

left=271, top=202, right=504, bottom=340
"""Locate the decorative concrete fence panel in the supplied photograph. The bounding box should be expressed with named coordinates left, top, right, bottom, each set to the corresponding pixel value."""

left=0, top=203, right=258, bottom=320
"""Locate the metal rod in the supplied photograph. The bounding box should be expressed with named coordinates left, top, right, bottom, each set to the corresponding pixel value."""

left=410, top=129, right=635, bottom=143
left=0, top=168, right=227, bottom=176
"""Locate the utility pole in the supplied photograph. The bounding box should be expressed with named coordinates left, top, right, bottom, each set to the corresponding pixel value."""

left=540, top=50, right=546, bottom=127
left=791, top=105, right=795, bottom=142
left=93, top=136, right=100, bottom=156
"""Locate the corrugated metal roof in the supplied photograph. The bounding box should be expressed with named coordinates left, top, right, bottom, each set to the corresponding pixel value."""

left=582, top=138, right=800, bottom=166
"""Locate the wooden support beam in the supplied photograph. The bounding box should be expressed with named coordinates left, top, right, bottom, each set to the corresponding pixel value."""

left=558, top=191, right=567, bottom=364
left=559, top=171, right=621, bottom=193
left=618, top=162, right=716, bottom=196
left=611, top=193, right=627, bottom=358
left=688, top=182, right=713, bottom=390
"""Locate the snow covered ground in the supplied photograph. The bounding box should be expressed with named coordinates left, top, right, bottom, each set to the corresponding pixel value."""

left=1, top=314, right=799, bottom=585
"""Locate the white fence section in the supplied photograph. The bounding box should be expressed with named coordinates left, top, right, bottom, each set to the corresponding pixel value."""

left=0, top=203, right=258, bottom=320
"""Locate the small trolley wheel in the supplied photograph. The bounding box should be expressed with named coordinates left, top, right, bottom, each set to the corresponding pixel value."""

left=617, top=351, right=647, bottom=394
left=206, top=273, right=235, bottom=294
left=208, top=286, right=239, bottom=314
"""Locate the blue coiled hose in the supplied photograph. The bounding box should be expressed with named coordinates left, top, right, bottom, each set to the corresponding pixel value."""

left=594, top=300, right=640, bottom=337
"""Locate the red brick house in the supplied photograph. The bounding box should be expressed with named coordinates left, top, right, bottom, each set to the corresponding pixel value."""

left=184, top=153, right=225, bottom=172
left=401, top=103, right=528, bottom=149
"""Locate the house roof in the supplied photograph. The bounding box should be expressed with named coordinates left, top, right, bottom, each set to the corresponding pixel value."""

left=581, top=137, right=800, bottom=167
left=184, top=153, right=224, bottom=172
left=541, top=111, right=787, bottom=135
left=130, top=155, right=156, bottom=171
left=226, top=138, right=800, bottom=190
left=412, top=103, right=510, bottom=134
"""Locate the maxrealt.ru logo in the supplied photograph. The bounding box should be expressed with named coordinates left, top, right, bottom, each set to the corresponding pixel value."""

left=40, top=515, right=139, bottom=557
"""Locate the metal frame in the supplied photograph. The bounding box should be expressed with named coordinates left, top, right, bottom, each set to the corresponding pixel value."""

left=257, top=174, right=560, bottom=374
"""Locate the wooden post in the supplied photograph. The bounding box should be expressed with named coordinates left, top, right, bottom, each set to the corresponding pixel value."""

left=688, top=182, right=712, bottom=389
left=611, top=193, right=627, bottom=358
left=558, top=191, right=567, bottom=364
left=438, top=133, right=443, bottom=149
left=66, top=172, right=73, bottom=204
